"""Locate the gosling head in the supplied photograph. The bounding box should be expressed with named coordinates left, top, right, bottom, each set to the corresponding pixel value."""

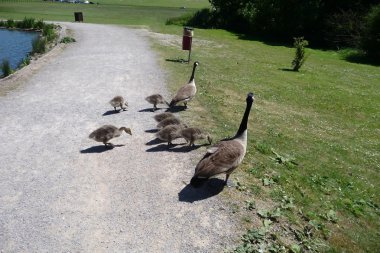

left=120, top=127, right=132, bottom=135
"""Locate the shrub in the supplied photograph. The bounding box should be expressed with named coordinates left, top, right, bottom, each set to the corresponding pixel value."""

left=16, top=17, right=35, bottom=29
left=34, top=19, right=45, bottom=30
left=187, top=8, right=217, bottom=28
left=32, top=37, right=47, bottom=54
left=60, top=36, right=76, bottom=43
left=361, top=4, right=380, bottom=60
left=42, top=24, right=57, bottom=42
left=1, top=59, right=12, bottom=77
left=6, top=19, right=15, bottom=28
left=20, top=56, right=31, bottom=68
left=292, top=37, right=309, bottom=71
left=324, top=10, right=364, bottom=49
left=166, top=13, right=193, bottom=26
left=0, top=20, right=5, bottom=27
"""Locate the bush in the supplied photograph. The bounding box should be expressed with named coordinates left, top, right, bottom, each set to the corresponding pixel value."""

left=187, top=8, right=217, bottom=28
left=60, top=36, right=76, bottom=43
left=34, top=19, right=45, bottom=30
left=32, top=37, right=47, bottom=54
left=16, top=17, right=35, bottom=29
left=166, top=13, right=193, bottom=26
left=292, top=37, right=308, bottom=71
left=0, top=20, right=5, bottom=27
left=361, top=4, right=380, bottom=60
left=1, top=59, right=12, bottom=77
left=42, top=24, right=57, bottom=42
left=6, top=19, right=15, bottom=28
left=324, top=10, right=364, bottom=49
left=20, top=56, right=31, bottom=68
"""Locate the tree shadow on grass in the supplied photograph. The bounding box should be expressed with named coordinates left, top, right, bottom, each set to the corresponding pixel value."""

left=178, top=178, right=225, bottom=203
left=80, top=144, right=125, bottom=153
left=343, top=52, right=380, bottom=66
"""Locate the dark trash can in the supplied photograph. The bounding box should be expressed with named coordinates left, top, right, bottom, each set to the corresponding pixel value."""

left=74, top=12, right=83, bottom=22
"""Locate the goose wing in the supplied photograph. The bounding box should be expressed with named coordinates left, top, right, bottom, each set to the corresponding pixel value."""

left=173, top=83, right=196, bottom=102
left=194, top=139, right=245, bottom=178
left=89, top=125, right=117, bottom=142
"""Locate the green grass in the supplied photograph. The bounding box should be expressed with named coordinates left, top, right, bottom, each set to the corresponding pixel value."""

left=0, top=0, right=208, bottom=31
left=153, top=29, right=380, bottom=252
left=1, top=1, right=379, bottom=251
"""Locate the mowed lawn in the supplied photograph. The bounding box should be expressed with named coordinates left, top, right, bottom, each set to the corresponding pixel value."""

left=157, top=30, right=380, bottom=252
left=1, top=1, right=379, bottom=252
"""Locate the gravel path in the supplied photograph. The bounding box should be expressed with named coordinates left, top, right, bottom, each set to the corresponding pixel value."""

left=0, top=23, right=239, bottom=252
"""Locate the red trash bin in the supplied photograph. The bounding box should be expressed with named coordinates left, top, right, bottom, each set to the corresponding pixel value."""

left=182, top=27, right=193, bottom=50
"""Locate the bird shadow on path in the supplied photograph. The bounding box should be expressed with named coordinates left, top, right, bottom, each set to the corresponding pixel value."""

left=145, top=129, right=159, bottom=134
left=102, top=110, right=121, bottom=116
left=80, top=144, right=125, bottom=154
left=178, top=178, right=225, bottom=203
left=145, top=137, right=163, bottom=145
left=146, top=143, right=202, bottom=153
left=165, top=106, right=187, bottom=113
left=138, top=108, right=155, bottom=112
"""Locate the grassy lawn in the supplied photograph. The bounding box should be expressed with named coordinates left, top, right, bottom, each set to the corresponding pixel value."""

left=0, top=0, right=207, bottom=29
left=155, top=29, right=380, bottom=251
left=1, top=1, right=379, bottom=252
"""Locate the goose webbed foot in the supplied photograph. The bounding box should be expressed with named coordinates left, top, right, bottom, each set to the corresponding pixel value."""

left=224, top=174, right=234, bottom=187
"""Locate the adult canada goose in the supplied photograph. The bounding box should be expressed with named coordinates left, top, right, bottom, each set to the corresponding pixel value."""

left=181, top=127, right=212, bottom=146
left=153, top=112, right=175, bottom=123
left=169, top=61, right=199, bottom=108
left=190, top=92, right=254, bottom=187
left=89, top=125, right=132, bottom=147
left=145, top=94, right=169, bottom=111
left=110, top=96, right=128, bottom=111
left=155, top=124, right=184, bottom=146
left=157, top=116, right=185, bottom=129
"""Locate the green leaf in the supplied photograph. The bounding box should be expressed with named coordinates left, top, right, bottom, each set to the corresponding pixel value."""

left=290, top=244, right=301, bottom=253
left=258, top=209, right=269, bottom=218
left=263, top=219, right=273, bottom=227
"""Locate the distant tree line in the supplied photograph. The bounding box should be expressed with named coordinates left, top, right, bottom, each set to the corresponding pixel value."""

left=185, top=0, right=380, bottom=60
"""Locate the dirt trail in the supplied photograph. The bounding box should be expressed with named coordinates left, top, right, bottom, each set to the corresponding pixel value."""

left=0, top=23, right=240, bottom=252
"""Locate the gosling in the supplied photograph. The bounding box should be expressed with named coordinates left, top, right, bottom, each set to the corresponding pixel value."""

left=157, top=116, right=185, bottom=129
left=180, top=127, right=212, bottom=146
left=153, top=112, right=175, bottom=123
left=145, top=94, right=169, bottom=111
left=89, top=125, right=132, bottom=147
left=155, top=124, right=184, bottom=146
left=110, top=96, right=128, bottom=111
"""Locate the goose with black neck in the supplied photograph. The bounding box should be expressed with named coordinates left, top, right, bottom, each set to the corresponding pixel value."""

left=190, top=92, right=255, bottom=187
left=169, top=61, right=199, bottom=109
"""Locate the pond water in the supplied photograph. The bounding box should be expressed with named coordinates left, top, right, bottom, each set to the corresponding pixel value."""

left=0, top=29, right=40, bottom=76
